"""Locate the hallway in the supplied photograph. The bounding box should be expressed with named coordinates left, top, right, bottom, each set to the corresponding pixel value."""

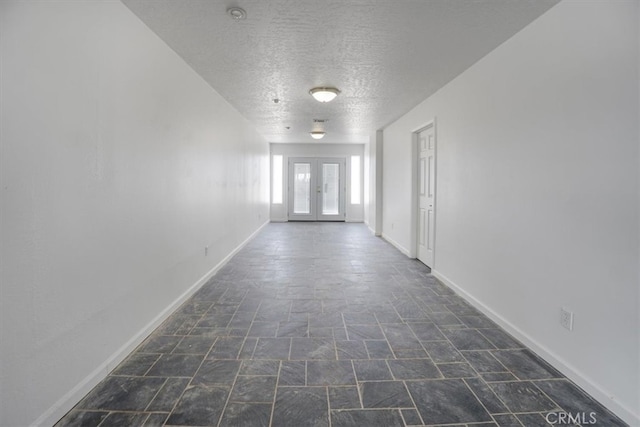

left=56, top=223, right=626, bottom=427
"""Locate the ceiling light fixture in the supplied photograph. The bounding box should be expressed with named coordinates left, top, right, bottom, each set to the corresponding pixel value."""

left=227, top=7, right=247, bottom=20
left=309, top=87, right=340, bottom=103
left=310, top=131, right=326, bottom=140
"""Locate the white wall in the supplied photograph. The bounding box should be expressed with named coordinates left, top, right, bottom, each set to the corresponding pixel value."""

left=637, top=3, right=640, bottom=416
left=0, top=1, right=269, bottom=426
left=364, top=131, right=384, bottom=236
left=383, top=0, right=639, bottom=424
left=364, top=140, right=372, bottom=227
left=270, top=143, right=364, bottom=222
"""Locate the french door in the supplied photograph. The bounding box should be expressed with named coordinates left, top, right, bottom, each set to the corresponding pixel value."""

left=288, top=157, right=346, bottom=221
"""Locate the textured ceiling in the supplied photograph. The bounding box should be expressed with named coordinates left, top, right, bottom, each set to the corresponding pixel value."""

left=121, top=0, right=559, bottom=144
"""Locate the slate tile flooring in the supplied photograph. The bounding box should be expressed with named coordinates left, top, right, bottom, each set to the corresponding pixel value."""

left=56, top=223, right=628, bottom=427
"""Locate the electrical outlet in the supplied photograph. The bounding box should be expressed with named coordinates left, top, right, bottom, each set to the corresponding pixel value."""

left=560, top=307, right=573, bottom=331
left=205, top=246, right=208, bottom=256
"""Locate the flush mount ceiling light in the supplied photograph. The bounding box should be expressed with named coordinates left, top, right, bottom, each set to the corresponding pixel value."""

left=309, top=87, right=340, bottom=103
left=310, top=131, right=326, bottom=140
left=227, top=7, right=247, bottom=20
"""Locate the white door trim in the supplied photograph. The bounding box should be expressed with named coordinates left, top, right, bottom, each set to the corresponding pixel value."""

left=411, top=119, right=437, bottom=266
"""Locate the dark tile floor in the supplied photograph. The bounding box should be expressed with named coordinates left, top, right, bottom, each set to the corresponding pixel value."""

left=56, top=223, right=628, bottom=427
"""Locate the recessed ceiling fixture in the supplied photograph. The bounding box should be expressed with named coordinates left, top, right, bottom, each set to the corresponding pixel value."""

left=309, top=87, right=340, bottom=103
left=227, top=7, right=247, bottom=20
left=310, top=131, right=326, bottom=140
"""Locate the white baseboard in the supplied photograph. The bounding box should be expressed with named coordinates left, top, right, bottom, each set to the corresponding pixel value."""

left=35, top=221, right=270, bottom=427
left=432, top=269, right=639, bottom=426
left=381, top=232, right=411, bottom=257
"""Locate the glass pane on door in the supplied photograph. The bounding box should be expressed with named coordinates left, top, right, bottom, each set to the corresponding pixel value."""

left=293, top=163, right=311, bottom=214
left=322, top=163, right=340, bottom=215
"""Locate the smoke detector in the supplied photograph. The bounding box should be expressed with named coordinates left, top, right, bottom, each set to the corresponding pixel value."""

left=227, top=7, right=247, bottom=20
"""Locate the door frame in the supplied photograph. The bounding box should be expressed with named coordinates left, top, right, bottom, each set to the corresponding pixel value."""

left=410, top=119, right=437, bottom=266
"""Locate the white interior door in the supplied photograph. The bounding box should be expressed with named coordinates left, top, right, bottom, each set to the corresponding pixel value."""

left=288, top=157, right=345, bottom=221
left=417, top=126, right=436, bottom=267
